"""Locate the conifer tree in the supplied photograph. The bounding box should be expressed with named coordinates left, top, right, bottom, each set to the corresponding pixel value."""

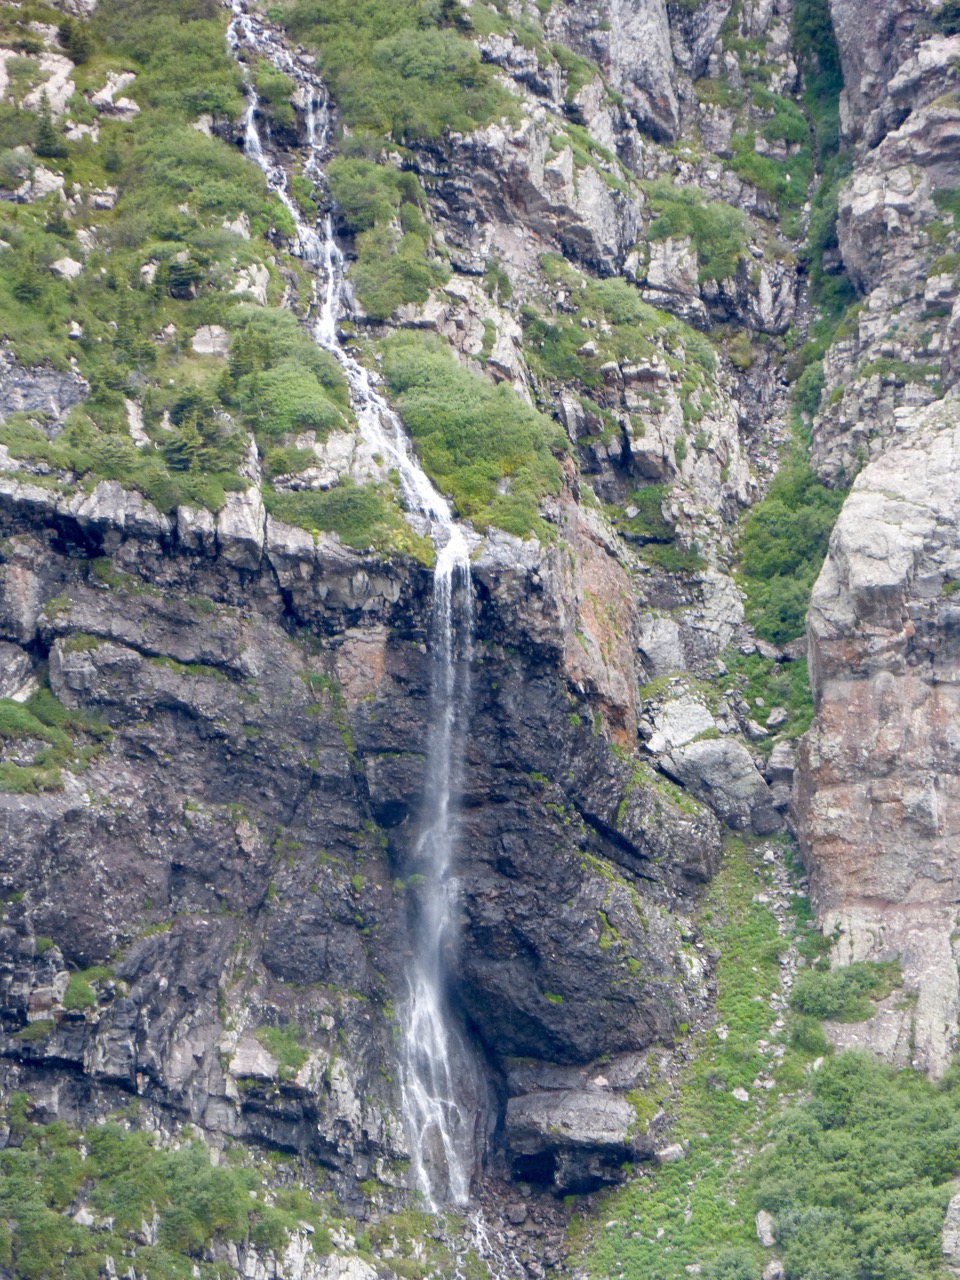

left=34, top=92, right=67, bottom=159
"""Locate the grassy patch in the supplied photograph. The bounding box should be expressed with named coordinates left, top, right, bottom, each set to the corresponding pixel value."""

left=737, top=451, right=845, bottom=645
left=0, top=684, right=110, bottom=794
left=382, top=331, right=565, bottom=536
left=283, top=0, right=515, bottom=143
left=643, top=182, right=749, bottom=284
left=263, top=482, right=432, bottom=562
left=577, top=836, right=797, bottom=1279
left=0, top=0, right=322, bottom=514
left=63, top=966, right=112, bottom=1011
left=520, top=263, right=718, bottom=450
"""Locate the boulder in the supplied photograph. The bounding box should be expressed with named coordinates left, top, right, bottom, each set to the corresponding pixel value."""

left=663, top=738, right=782, bottom=835
left=505, top=1089, right=647, bottom=1193
left=191, top=325, right=229, bottom=356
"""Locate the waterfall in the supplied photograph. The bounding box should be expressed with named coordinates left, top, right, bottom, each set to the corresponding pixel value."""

left=227, top=3, right=481, bottom=1208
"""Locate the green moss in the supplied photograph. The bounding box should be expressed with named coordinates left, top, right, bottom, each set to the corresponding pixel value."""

left=0, top=686, right=110, bottom=794
left=148, top=655, right=227, bottom=681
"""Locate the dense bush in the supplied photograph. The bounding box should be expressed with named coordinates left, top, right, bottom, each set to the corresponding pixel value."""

left=284, top=0, right=514, bottom=142
left=0, top=1100, right=329, bottom=1279
left=789, top=961, right=901, bottom=1022
left=383, top=332, right=564, bottom=535
left=754, top=1054, right=960, bottom=1280
left=643, top=181, right=749, bottom=284
left=738, top=452, right=845, bottom=644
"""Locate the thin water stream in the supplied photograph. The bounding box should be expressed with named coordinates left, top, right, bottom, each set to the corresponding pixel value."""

left=227, top=3, right=483, bottom=1210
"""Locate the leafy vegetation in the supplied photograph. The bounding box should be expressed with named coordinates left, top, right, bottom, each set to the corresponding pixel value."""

left=521, top=262, right=718, bottom=439
left=790, top=961, right=902, bottom=1022
left=738, top=451, right=846, bottom=645
left=754, top=1054, right=960, bottom=1280
left=382, top=332, right=565, bottom=536
left=283, top=0, right=514, bottom=143
left=578, top=833, right=945, bottom=1280
left=264, top=482, right=432, bottom=561
left=643, top=181, right=750, bottom=284
left=0, top=0, right=309, bottom=514
left=0, top=1097, right=332, bottom=1280
left=328, top=158, right=448, bottom=319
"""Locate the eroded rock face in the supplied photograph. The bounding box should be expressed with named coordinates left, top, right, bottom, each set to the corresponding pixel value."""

left=0, top=349, right=87, bottom=432
left=795, top=396, right=960, bottom=1076
left=0, top=484, right=716, bottom=1193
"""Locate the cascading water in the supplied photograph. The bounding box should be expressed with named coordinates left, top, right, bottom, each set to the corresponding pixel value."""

left=227, top=3, right=482, bottom=1209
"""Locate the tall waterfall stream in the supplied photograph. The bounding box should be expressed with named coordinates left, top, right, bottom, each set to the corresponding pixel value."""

left=227, top=3, right=486, bottom=1214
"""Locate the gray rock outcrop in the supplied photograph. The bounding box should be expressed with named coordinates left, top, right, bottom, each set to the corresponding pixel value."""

left=796, top=396, right=960, bottom=1075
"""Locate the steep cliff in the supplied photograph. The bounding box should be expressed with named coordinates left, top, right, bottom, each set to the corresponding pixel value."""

left=2, top=0, right=960, bottom=1278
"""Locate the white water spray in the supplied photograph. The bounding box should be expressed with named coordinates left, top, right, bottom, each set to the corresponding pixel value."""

left=228, top=3, right=481, bottom=1208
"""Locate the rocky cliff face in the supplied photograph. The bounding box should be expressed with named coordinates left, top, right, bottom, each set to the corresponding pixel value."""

left=6, top=0, right=960, bottom=1273
left=0, top=475, right=722, bottom=1204
left=794, top=0, right=960, bottom=1078
left=797, top=397, right=960, bottom=1075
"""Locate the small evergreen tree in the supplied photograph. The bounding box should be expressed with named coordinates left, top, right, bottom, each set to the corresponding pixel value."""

left=34, top=93, right=67, bottom=159
left=57, top=18, right=91, bottom=65
left=12, top=250, right=43, bottom=303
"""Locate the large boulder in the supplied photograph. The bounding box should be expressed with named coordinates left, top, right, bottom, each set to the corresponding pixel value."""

left=663, top=738, right=782, bottom=835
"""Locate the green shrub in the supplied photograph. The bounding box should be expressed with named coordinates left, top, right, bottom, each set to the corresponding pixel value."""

left=789, top=961, right=901, bottom=1022
left=327, top=158, right=447, bottom=319
left=935, top=0, right=960, bottom=33
left=284, top=0, right=514, bottom=142
left=0, top=1100, right=323, bottom=1278
left=700, top=1248, right=759, bottom=1280
left=382, top=332, right=564, bottom=535
left=643, top=181, right=749, bottom=283
left=256, top=1024, right=309, bottom=1080
left=753, top=1053, right=960, bottom=1280
left=254, top=61, right=295, bottom=130
left=550, top=41, right=600, bottom=101
left=792, top=0, right=844, bottom=156
left=238, top=361, right=348, bottom=443
left=738, top=452, right=845, bottom=644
